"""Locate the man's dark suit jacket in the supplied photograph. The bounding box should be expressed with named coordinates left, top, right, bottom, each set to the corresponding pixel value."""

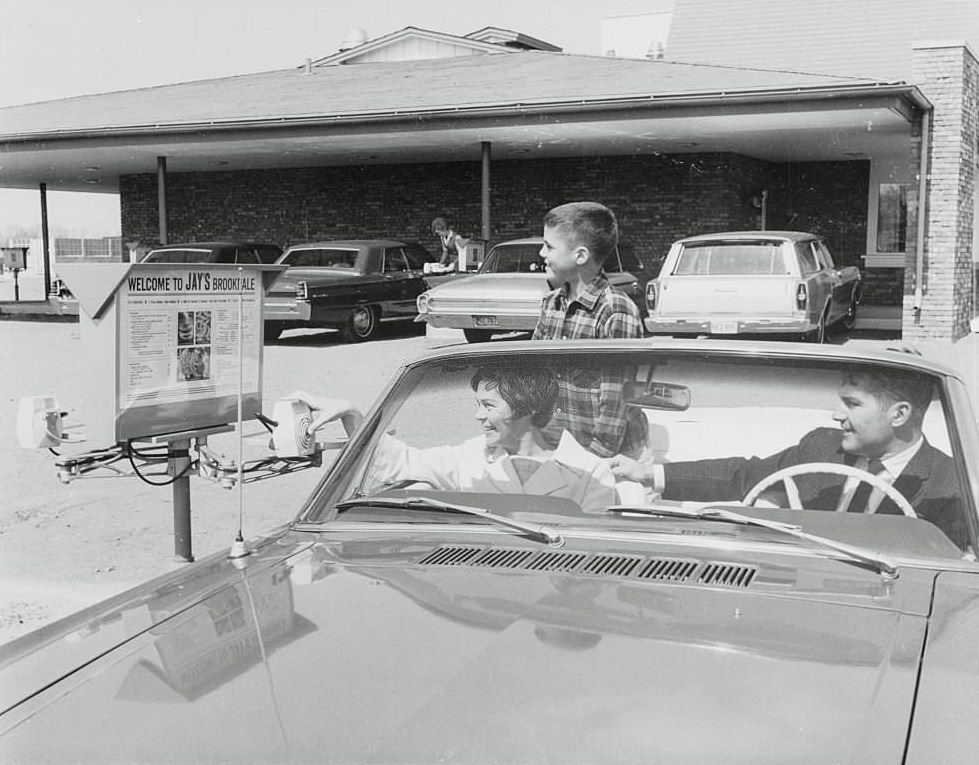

left=663, top=427, right=969, bottom=549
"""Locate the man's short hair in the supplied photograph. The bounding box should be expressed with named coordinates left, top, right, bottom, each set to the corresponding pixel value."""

left=543, top=201, right=618, bottom=265
left=843, top=367, right=934, bottom=420
left=471, top=366, right=558, bottom=428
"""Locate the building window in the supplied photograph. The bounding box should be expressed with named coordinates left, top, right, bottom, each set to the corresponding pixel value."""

left=876, top=183, right=908, bottom=252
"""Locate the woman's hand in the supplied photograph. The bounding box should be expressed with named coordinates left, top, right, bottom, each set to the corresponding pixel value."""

left=287, top=391, right=364, bottom=436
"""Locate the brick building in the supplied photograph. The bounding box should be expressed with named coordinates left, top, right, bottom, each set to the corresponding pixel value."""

left=1, top=3, right=977, bottom=341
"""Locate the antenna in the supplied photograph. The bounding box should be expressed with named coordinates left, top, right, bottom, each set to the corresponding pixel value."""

left=228, top=267, right=250, bottom=560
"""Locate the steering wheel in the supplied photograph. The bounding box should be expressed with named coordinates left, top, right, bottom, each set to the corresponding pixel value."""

left=742, top=462, right=917, bottom=517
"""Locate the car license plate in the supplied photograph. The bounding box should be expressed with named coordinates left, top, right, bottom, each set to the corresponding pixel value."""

left=710, top=320, right=738, bottom=334
left=473, top=315, right=499, bottom=327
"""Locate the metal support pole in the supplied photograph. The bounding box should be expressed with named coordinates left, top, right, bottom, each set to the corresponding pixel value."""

left=13, top=269, right=20, bottom=301
left=170, top=438, right=194, bottom=562
left=481, top=141, right=491, bottom=241
left=157, top=156, right=168, bottom=245
left=39, top=183, right=51, bottom=297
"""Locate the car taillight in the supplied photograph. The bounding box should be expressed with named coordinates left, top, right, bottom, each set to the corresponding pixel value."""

left=795, top=282, right=808, bottom=310
left=417, top=293, right=430, bottom=314
left=646, top=281, right=658, bottom=312
left=295, top=281, right=308, bottom=301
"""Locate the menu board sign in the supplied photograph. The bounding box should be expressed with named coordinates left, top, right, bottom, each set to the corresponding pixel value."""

left=114, top=265, right=265, bottom=441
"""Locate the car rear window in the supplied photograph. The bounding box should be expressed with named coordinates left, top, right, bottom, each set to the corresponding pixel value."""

left=673, top=241, right=788, bottom=275
left=143, top=249, right=213, bottom=264
left=480, top=244, right=544, bottom=274
left=283, top=248, right=359, bottom=268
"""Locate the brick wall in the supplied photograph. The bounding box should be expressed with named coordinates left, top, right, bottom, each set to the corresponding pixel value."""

left=766, top=160, right=871, bottom=270
left=905, top=44, right=978, bottom=342
left=119, top=152, right=869, bottom=277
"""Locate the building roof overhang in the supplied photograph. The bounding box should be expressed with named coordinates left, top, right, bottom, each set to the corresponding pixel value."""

left=0, top=52, right=930, bottom=193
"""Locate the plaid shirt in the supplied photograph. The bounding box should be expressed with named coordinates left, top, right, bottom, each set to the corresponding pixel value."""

left=532, top=273, right=643, bottom=341
left=532, top=273, right=646, bottom=457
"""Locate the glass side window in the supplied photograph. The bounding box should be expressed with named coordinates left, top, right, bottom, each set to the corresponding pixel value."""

left=283, top=249, right=359, bottom=268
left=479, top=245, right=543, bottom=274
left=234, top=248, right=261, bottom=264
left=815, top=242, right=835, bottom=270
left=404, top=244, right=432, bottom=270
left=796, top=243, right=820, bottom=275
left=383, top=248, right=409, bottom=272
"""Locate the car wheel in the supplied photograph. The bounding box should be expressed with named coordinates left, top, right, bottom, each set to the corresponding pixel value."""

left=263, top=322, right=283, bottom=343
left=341, top=306, right=379, bottom=343
left=463, top=329, right=495, bottom=343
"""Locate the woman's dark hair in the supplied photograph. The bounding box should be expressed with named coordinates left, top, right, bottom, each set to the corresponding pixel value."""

left=470, top=365, right=558, bottom=428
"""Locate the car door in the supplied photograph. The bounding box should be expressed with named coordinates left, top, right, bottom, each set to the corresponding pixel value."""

left=382, top=246, right=423, bottom=315
left=813, top=241, right=849, bottom=322
left=796, top=241, right=832, bottom=323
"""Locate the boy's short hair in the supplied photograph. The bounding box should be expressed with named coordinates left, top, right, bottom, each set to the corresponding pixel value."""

left=471, top=365, right=558, bottom=428
left=543, top=202, right=618, bottom=265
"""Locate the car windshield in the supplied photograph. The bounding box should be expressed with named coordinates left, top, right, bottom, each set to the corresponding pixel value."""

left=283, top=248, right=360, bottom=268
left=302, top=347, right=973, bottom=559
left=479, top=244, right=544, bottom=274
left=674, top=241, right=789, bottom=275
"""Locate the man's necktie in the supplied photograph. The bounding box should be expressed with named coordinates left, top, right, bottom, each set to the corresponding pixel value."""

left=849, top=458, right=885, bottom=512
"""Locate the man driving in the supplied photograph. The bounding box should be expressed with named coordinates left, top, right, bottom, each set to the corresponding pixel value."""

left=610, top=367, right=969, bottom=549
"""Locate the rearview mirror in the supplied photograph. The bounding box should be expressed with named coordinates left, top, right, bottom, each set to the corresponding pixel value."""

left=624, top=381, right=691, bottom=411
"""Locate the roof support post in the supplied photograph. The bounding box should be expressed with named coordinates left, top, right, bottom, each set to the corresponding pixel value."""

left=157, top=155, right=168, bottom=245
left=39, top=182, right=51, bottom=297
left=481, top=141, right=491, bottom=241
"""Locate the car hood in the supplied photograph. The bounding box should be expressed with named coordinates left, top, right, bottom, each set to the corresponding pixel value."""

left=1, top=528, right=933, bottom=764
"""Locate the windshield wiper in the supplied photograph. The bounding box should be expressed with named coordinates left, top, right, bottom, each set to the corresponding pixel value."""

left=334, top=495, right=564, bottom=547
left=606, top=503, right=898, bottom=579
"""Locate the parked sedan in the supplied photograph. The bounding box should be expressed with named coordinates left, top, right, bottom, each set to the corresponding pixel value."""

left=644, top=230, right=861, bottom=342
left=415, top=237, right=648, bottom=342
left=263, top=240, right=437, bottom=342
left=2, top=339, right=978, bottom=763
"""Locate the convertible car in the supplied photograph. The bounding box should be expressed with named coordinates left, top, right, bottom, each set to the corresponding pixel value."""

left=2, top=339, right=979, bottom=763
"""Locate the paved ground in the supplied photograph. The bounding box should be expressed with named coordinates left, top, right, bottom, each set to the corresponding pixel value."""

left=1, top=318, right=976, bottom=645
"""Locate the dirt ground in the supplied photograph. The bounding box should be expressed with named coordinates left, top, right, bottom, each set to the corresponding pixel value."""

left=0, top=318, right=438, bottom=645
left=2, top=317, right=976, bottom=647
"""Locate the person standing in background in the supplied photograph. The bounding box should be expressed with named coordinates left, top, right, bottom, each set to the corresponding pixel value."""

left=431, top=216, right=468, bottom=270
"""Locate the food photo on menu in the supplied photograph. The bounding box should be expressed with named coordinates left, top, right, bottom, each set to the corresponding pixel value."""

left=177, top=311, right=195, bottom=346
left=195, top=310, right=212, bottom=344
left=177, top=346, right=211, bottom=381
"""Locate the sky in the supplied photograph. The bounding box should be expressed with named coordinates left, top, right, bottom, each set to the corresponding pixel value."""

left=0, top=0, right=657, bottom=237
